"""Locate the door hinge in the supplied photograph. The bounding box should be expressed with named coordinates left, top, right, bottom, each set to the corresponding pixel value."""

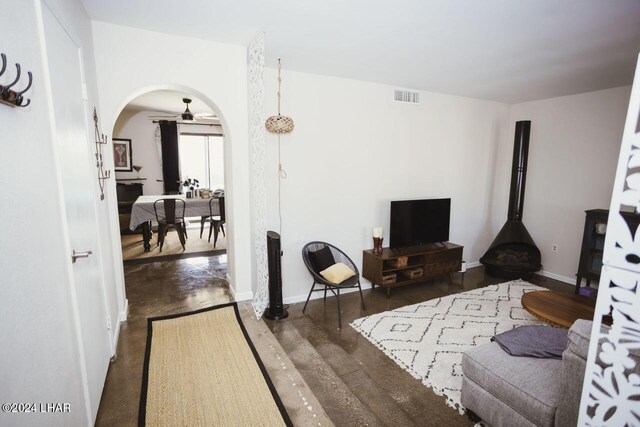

left=106, top=315, right=112, bottom=331
left=81, top=84, right=88, bottom=100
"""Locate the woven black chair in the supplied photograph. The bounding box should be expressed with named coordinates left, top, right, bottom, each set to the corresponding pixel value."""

left=301, top=241, right=366, bottom=329
left=199, top=196, right=226, bottom=247
left=154, top=198, right=186, bottom=252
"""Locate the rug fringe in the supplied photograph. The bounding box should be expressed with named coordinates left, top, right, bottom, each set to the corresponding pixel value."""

left=350, top=322, right=467, bottom=415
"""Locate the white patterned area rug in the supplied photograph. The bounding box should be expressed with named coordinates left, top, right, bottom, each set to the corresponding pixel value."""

left=350, top=279, right=546, bottom=413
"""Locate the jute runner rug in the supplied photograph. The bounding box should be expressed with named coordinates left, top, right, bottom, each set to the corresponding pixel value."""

left=139, top=303, right=292, bottom=426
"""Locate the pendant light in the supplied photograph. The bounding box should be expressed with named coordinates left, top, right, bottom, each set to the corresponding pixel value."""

left=265, top=59, right=294, bottom=134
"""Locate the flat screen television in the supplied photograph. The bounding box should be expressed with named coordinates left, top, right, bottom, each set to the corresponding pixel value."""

left=389, top=198, right=451, bottom=248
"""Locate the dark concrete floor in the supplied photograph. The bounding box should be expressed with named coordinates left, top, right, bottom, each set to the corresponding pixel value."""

left=95, top=256, right=232, bottom=426
left=96, top=256, right=572, bottom=427
left=96, top=255, right=332, bottom=427
left=265, top=267, right=573, bottom=427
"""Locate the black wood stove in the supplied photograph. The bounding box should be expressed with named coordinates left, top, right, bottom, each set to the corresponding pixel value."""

left=481, top=121, right=542, bottom=278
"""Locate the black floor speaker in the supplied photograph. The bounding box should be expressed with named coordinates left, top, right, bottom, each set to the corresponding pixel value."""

left=264, top=231, right=289, bottom=320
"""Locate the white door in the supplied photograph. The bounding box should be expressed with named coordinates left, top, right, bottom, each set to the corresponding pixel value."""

left=42, top=5, right=112, bottom=423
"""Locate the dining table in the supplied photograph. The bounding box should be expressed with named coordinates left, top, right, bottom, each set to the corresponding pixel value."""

left=129, top=195, right=221, bottom=252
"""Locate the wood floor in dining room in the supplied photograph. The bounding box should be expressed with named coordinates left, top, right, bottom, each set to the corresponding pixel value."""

left=121, top=223, right=227, bottom=261
left=264, top=267, right=572, bottom=426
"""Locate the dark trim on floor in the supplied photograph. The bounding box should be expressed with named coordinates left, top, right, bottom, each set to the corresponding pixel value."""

left=138, top=302, right=293, bottom=427
left=123, top=249, right=227, bottom=266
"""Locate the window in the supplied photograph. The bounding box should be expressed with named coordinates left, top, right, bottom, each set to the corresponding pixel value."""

left=179, top=134, right=224, bottom=190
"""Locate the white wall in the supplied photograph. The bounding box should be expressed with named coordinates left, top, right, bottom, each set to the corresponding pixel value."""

left=113, top=109, right=164, bottom=195
left=1, top=0, right=112, bottom=425
left=507, top=86, right=631, bottom=283
left=40, top=0, right=123, bottom=351
left=90, top=22, right=631, bottom=309
left=263, top=68, right=511, bottom=301
left=91, top=22, right=253, bottom=299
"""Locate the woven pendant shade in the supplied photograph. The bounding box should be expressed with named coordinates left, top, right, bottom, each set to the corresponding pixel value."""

left=265, top=115, right=294, bottom=134
left=265, top=59, right=294, bottom=134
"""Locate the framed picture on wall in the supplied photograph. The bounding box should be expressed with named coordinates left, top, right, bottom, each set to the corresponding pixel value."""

left=113, top=138, right=133, bottom=172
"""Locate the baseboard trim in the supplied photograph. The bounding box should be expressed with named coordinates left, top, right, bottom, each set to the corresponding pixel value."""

left=112, top=299, right=128, bottom=355
left=118, top=298, right=129, bottom=323
left=467, top=260, right=574, bottom=285
left=540, top=270, right=575, bottom=285
left=229, top=282, right=253, bottom=302
left=284, top=282, right=374, bottom=305
left=234, top=291, right=254, bottom=301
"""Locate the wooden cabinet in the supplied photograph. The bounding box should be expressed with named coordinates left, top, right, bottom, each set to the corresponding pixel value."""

left=116, top=182, right=144, bottom=214
left=575, top=209, right=640, bottom=294
left=116, top=183, right=144, bottom=234
left=363, top=242, right=463, bottom=297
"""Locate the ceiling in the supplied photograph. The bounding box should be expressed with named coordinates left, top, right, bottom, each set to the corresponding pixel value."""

left=81, top=0, right=640, bottom=103
left=124, top=90, right=215, bottom=116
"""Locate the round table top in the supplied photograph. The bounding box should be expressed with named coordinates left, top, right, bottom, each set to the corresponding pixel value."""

left=521, top=290, right=596, bottom=328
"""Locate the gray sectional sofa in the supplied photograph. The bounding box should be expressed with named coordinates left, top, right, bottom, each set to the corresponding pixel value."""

left=460, top=320, right=593, bottom=427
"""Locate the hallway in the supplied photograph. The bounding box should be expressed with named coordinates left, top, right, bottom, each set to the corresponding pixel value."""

left=95, top=255, right=330, bottom=426
left=96, top=256, right=232, bottom=425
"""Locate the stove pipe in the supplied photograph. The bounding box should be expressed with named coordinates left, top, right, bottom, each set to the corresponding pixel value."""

left=508, top=121, right=531, bottom=222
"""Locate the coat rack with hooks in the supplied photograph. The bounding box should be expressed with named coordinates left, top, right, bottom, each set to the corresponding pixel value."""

left=94, top=107, right=111, bottom=200
left=0, top=53, right=33, bottom=108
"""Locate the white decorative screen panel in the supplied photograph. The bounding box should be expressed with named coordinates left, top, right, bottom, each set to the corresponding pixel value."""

left=579, top=55, right=640, bottom=425
left=248, top=34, right=270, bottom=319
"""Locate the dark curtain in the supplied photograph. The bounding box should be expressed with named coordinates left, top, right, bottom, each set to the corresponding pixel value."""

left=159, top=121, right=180, bottom=193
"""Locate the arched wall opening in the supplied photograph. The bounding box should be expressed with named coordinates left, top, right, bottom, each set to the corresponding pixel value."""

left=105, top=83, right=247, bottom=314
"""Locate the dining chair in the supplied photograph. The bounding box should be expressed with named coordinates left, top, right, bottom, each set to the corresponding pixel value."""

left=301, top=241, right=366, bottom=329
left=162, top=191, right=188, bottom=240
left=200, top=196, right=225, bottom=247
left=153, top=198, right=186, bottom=252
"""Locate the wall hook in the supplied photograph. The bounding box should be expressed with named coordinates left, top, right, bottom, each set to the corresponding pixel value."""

left=2, top=63, right=22, bottom=97
left=0, top=54, right=33, bottom=108
left=0, top=54, right=6, bottom=78
left=14, top=71, right=32, bottom=106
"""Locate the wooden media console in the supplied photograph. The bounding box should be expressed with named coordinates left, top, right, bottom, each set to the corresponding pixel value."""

left=362, top=242, right=463, bottom=297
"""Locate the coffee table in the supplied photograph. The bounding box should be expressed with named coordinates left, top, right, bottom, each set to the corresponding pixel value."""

left=521, top=290, right=596, bottom=328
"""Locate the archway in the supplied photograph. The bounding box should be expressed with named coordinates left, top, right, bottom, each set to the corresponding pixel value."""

left=109, top=84, right=237, bottom=302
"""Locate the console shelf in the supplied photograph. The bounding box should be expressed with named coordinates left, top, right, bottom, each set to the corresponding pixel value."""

left=382, top=259, right=424, bottom=272
left=363, top=242, right=463, bottom=297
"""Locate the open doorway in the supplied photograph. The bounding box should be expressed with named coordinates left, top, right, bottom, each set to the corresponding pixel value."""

left=112, top=90, right=227, bottom=263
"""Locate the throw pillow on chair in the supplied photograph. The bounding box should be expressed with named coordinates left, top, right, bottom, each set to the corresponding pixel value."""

left=308, top=246, right=335, bottom=273
left=320, top=263, right=356, bottom=284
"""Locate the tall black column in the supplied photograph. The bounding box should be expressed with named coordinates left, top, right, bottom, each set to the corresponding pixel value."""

left=264, top=231, right=288, bottom=320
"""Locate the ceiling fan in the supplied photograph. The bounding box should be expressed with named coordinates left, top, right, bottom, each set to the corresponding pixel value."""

left=148, top=98, right=220, bottom=124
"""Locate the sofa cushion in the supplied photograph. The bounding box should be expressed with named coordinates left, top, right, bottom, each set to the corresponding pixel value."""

left=461, top=376, right=538, bottom=427
left=462, top=341, right=563, bottom=427
left=555, top=348, right=587, bottom=427
left=567, top=319, right=593, bottom=360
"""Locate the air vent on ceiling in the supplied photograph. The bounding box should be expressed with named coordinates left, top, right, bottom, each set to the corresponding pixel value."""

left=394, top=89, right=420, bottom=104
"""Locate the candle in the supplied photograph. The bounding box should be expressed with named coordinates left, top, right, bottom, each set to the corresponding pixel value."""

left=460, top=261, right=467, bottom=273
left=373, top=227, right=382, bottom=238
